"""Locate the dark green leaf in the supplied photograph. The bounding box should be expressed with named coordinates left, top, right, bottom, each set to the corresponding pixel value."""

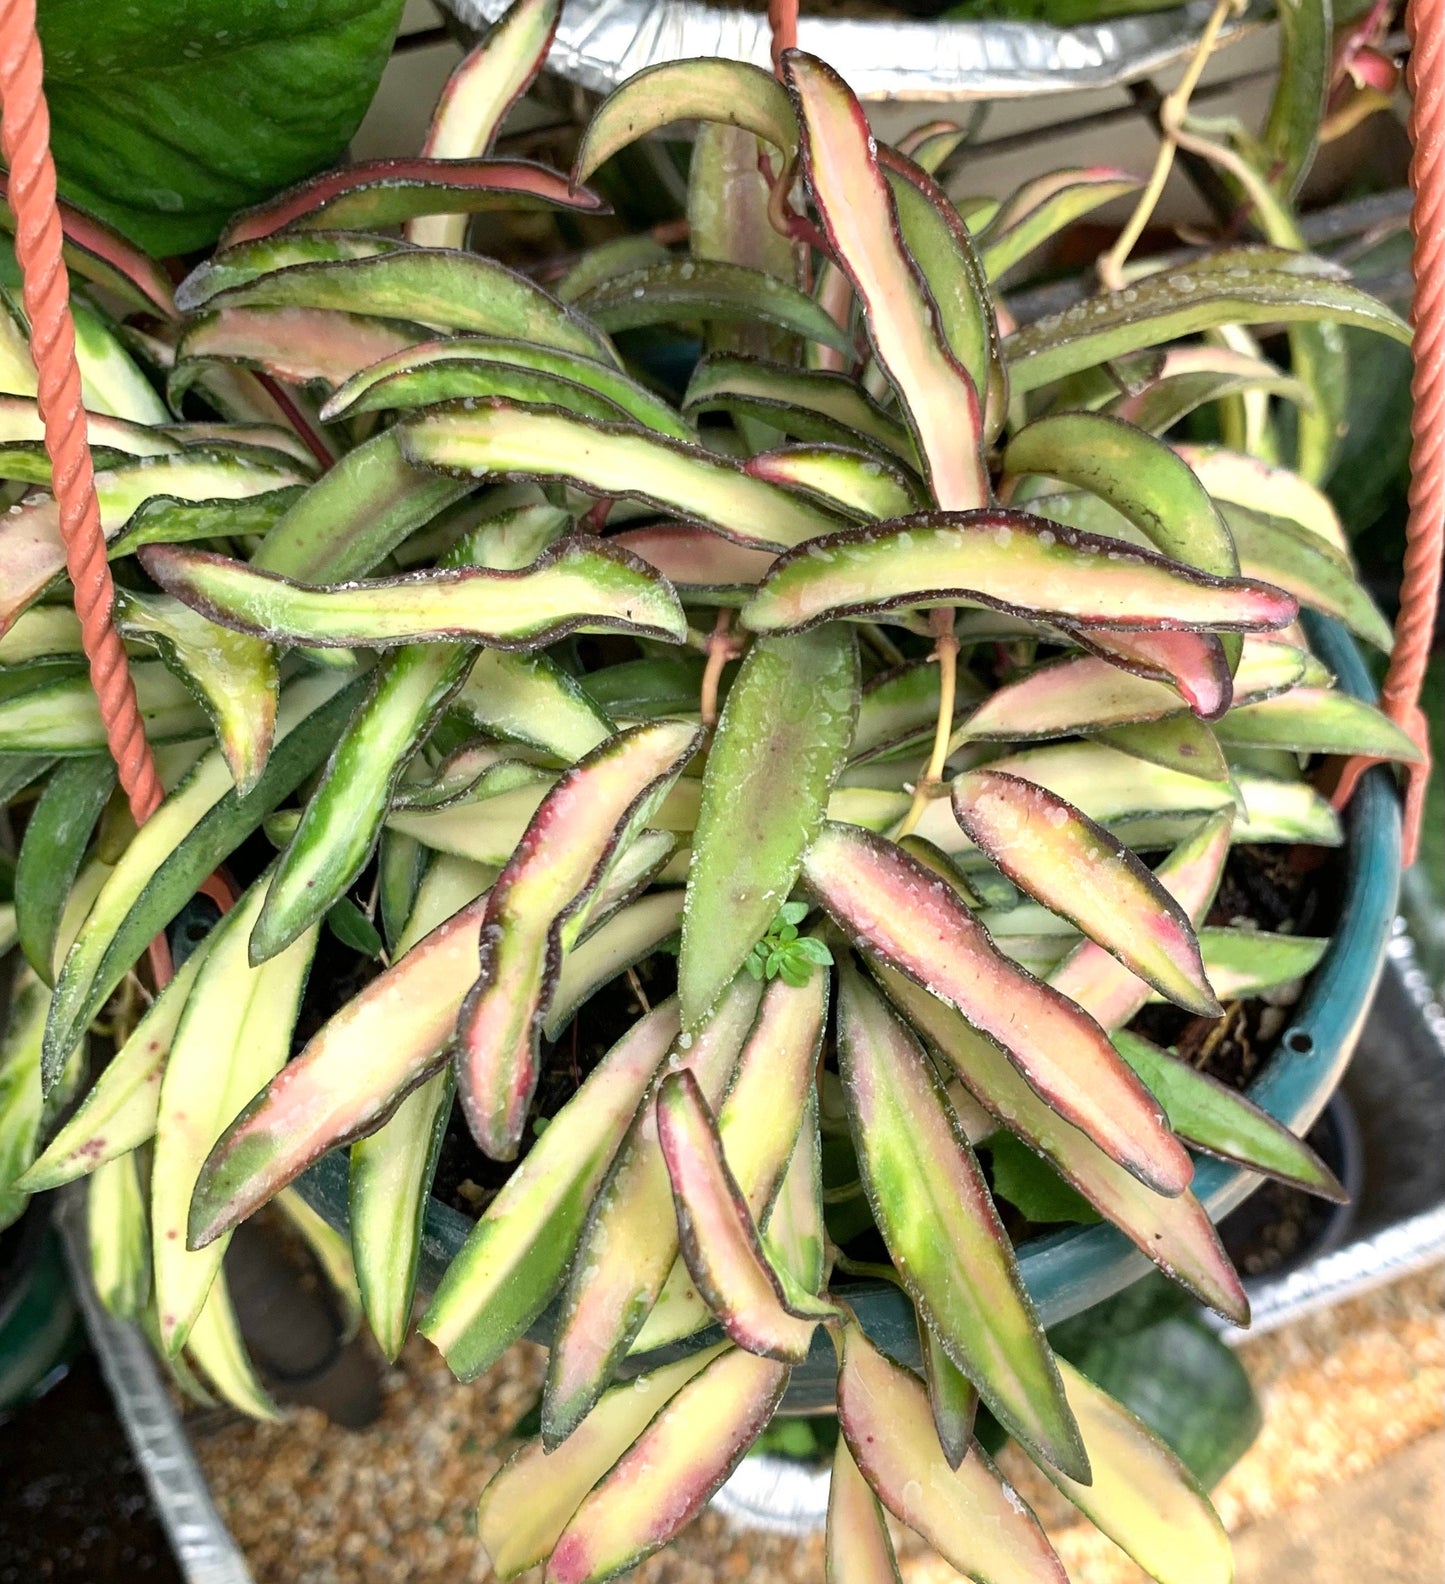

left=326, top=896, right=385, bottom=958
left=986, top=1133, right=1100, bottom=1227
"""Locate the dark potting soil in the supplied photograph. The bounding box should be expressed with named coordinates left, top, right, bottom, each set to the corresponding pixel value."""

left=0, top=1352, right=183, bottom=1584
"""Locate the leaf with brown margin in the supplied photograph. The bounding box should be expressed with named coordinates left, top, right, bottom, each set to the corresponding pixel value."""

left=741, top=513, right=1297, bottom=637
left=1091, top=713, right=1231, bottom=788
left=546, top=1346, right=788, bottom=1584
left=1075, top=628, right=1233, bottom=721
left=1215, top=687, right=1423, bottom=761
left=1045, top=1359, right=1232, bottom=1584
left=455, top=720, right=700, bottom=1160
left=827, top=1435, right=903, bottom=1584
left=139, top=538, right=687, bottom=650
left=542, top=974, right=763, bottom=1447
left=746, top=447, right=923, bottom=522
left=919, top=1314, right=979, bottom=1470
left=680, top=625, right=858, bottom=1025
left=872, top=966, right=1248, bottom=1323
left=1048, top=810, right=1234, bottom=1032
left=953, top=768, right=1218, bottom=1015
left=801, top=821, right=1192, bottom=1196
left=979, top=168, right=1143, bottom=281
left=477, top=1346, right=725, bottom=1581
left=837, top=1323, right=1067, bottom=1584
left=397, top=402, right=847, bottom=552
left=785, top=52, right=988, bottom=510
left=421, top=999, right=681, bottom=1381
left=658, top=1070, right=837, bottom=1360
left=836, top=964, right=1086, bottom=1479
left=1113, top=1029, right=1344, bottom=1199
left=173, top=306, right=424, bottom=390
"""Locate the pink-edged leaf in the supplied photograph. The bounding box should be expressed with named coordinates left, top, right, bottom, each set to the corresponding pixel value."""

left=1105, top=346, right=1307, bottom=435
left=1215, top=686, right=1424, bottom=761
left=188, top=891, right=491, bottom=1248
left=957, top=654, right=1192, bottom=746
left=1079, top=628, right=1234, bottom=721
left=978, top=167, right=1143, bottom=281
left=546, top=1346, right=789, bottom=1584
left=837, top=1323, right=1067, bottom=1584
left=455, top=720, right=700, bottom=1160
left=139, top=538, right=687, bottom=650
left=610, top=525, right=775, bottom=600
left=633, top=968, right=828, bottom=1354
left=1174, top=442, right=1348, bottom=551
left=541, top=974, right=763, bottom=1448
left=0, top=174, right=177, bottom=318
left=423, top=0, right=561, bottom=162
left=657, top=1070, right=837, bottom=1361
left=784, top=52, right=988, bottom=511
left=745, top=446, right=922, bottom=522
left=741, top=513, right=1298, bottom=637
left=1047, top=1360, right=1233, bottom=1584
left=873, top=966, right=1248, bottom=1323
left=836, top=964, right=1086, bottom=1479
left=221, top=158, right=605, bottom=245
left=479, top=1346, right=725, bottom=1581
left=420, top=999, right=680, bottom=1382
left=1049, top=810, right=1233, bottom=1032
left=951, top=769, right=1219, bottom=1016
left=827, top=1435, right=903, bottom=1584
left=801, top=822, right=1192, bottom=1196
left=174, top=307, right=422, bottom=389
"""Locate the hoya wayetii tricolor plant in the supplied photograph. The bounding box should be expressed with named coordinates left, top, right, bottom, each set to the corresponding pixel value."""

left=0, top=1, right=1423, bottom=1578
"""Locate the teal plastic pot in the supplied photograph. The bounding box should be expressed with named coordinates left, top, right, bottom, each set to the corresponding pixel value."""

left=296, top=617, right=1402, bottom=1408
left=0, top=1203, right=79, bottom=1415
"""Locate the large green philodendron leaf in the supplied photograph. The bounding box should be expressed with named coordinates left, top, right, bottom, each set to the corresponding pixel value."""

left=37, top=0, right=406, bottom=255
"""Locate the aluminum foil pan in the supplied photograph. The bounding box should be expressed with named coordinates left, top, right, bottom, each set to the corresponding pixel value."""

left=439, top=0, right=1266, bottom=102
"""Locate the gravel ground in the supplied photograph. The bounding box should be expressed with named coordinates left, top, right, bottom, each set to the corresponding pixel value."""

left=191, top=1262, right=1443, bottom=1584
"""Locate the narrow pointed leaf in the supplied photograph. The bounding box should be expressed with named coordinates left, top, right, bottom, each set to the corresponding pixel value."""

left=0, top=394, right=178, bottom=458
left=633, top=968, right=827, bottom=1353
left=1106, top=346, right=1307, bottom=435
left=746, top=447, right=922, bottom=521
left=980, top=168, right=1143, bottom=280
left=681, top=626, right=858, bottom=1025
left=1197, top=926, right=1329, bottom=1001
left=543, top=975, right=762, bottom=1447
left=953, top=768, right=1218, bottom=1015
left=190, top=886, right=493, bottom=1248
left=114, top=589, right=278, bottom=794
left=1092, top=714, right=1232, bottom=787
left=183, top=1274, right=279, bottom=1422
left=574, top=259, right=851, bottom=353
left=1048, top=809, right=1234, bottom=1031
left=1005, top=413, right=1237, bottom=579
left=874, top=966, right=1248, bottom=1323
left=546, top=1346, right=789, bottom=1584
left=410, top=0, right=562, bottom=247
left=760, top=1088, right=828, bottom=1297
left=611, top=525, right=775, bottom=603
left=42, top=671, right=362, bottom=1087
left=1177, top=444, right=1347, bottom=551
left=802, top=822, right=1192, bottom=1195
left=189, top=250, right=616, bottom=365
left=0, top=971, right=60, bottom=1233
left=14, top=755, right=116, bottom=983
left=87, top=1153, right=150, bottom=1320
left=837, top=964, right=1085, bottom=1477
left=837, top=1323, right=1067, bottom=1584
left=1113, top=1029, right=1344, bottom=1199
left=19, top=951, right=205, bottom=1192
left=659, top=1071, right=837, bottom=1361
left=320, top=336, right=692, bottom=441
left=920, top=1315, right=979, bottom=1470
left=175, top=233, right=410, bottom=307
left=110, top=491, right=306, bottom=560
left=957, top=655, right=1191, bottom=747
left=1005, top=250, right=1410, bottom=396
left=173, top=306, right=423, bottom=389
left=0, top=663, right=208, bottom=755
left=223, top=157, right=603, bottom=242
left=140, top=538, right=686, bottom=650
left=683, top=354, right=914, bottom=460
left=250, top=647, right=472, bottom=962
left=1216, top=687, right=1422, bottom=760
left=545, top=889, right=686, bottom=1038
left=478, top=1346, right=725, bottom=1582
left=786, top=53, right=987, bottom=510
left=421, top=997, right=680, bottom=1379
left=456, top=721, right=700, bottom=1159
left=454, top=646, right=614, bottom=763
left=573, top=58, right=797, bottom=187
left=827, top=1435, right=903, bottom=1584
left=741, top=513, right=1297, bottom=636
left=1046, top=1359, right=1232, bottom=1584
left=152, top=875, right=318, bottom=1353
left=1079, top=628, right=1234, bottom=721
left=397, top=402, right=846, bottom=552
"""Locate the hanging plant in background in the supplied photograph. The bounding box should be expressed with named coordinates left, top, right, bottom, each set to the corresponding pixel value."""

left=0, top=0, right=1428, bottom=1579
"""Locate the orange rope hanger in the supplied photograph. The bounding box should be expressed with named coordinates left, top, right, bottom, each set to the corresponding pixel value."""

left=0, top=0, right=1436, bottom=981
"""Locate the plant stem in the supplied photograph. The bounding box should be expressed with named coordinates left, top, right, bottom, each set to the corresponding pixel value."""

left=894, top=608, right=959, bottom=839
left=1097, top=0, right=1241, bottom=291
left=700, top=608, right=741, bottom=729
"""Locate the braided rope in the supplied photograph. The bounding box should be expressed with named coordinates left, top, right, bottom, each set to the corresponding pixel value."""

left=1334, top=0, right=1442, bottom=864
left=0, top=0, right=162, bottom=826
